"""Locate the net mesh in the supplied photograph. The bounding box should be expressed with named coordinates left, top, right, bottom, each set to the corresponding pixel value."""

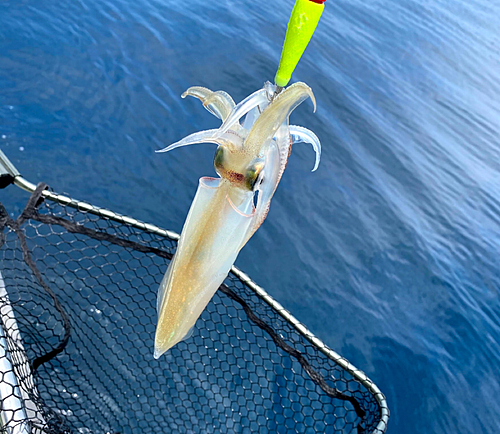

left=0, top=183, right=388, bottom=434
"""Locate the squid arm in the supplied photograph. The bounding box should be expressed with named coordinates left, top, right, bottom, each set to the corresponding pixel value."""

left=289, top=125, right=321, bottom=172
left=154, top=82, right=321, bottom=357
left=182, top=86, right=235, bottom=121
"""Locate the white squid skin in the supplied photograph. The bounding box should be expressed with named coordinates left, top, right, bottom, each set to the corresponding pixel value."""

left=154, top=81, right=321, bottom=358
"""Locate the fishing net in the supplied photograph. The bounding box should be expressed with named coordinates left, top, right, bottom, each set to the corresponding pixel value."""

left=0, top=179, right=388, bottom=434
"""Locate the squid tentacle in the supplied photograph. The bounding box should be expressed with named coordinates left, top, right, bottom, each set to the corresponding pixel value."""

left=182, top=87, right=235, bottom=121
left=156, top=128, right=247, bottom=154
left=217, top=88, right=269, bottom=136
left=244, top=82, right=316, bottom=156
left=155, top=129, right=222, bottom=153
left=289, top=125, right=321, bottom=172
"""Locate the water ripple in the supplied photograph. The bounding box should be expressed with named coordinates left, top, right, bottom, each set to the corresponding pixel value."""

left=1, top=0, right=499, bottom=432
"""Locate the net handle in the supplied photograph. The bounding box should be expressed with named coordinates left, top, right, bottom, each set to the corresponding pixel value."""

left=0, top=272, right=31, bottom=434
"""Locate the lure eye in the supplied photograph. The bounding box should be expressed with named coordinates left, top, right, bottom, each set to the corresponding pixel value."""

left=214, top=146, right=225, bottom=175
left=245, top=159, right=265, bottom=191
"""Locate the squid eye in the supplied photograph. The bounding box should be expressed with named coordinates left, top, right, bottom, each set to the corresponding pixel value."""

left=245, top=159, right=265, bottom=191
left=214, top=146, right=225, bottom=175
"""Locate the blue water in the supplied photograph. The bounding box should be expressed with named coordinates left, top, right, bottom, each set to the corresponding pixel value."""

left=1, top=0, right=499, bottom=432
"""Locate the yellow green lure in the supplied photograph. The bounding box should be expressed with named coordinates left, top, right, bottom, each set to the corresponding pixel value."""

left=275, top=0, right=326, bottom=88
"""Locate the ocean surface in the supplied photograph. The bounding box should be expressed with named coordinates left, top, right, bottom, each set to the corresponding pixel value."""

left=1, top=0, right=499, bottom=432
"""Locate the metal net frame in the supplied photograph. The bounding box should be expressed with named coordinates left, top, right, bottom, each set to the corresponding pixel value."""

left=0, top=151, right=389, bottom=434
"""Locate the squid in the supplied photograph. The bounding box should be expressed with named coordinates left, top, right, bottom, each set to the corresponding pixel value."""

left=154, top=81, right=321, bottom=358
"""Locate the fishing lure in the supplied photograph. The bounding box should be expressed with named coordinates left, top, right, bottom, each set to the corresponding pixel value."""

left=154, top=82, right=321, bottom=357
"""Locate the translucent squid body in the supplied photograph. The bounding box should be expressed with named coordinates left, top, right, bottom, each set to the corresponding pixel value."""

left=154, top=81, right=321, bottom=358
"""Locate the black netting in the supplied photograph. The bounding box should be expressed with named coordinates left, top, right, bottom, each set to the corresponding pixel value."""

left=0, top=183, right=388, bottom=434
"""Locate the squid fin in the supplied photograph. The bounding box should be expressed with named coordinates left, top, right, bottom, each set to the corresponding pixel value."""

left=180, top=324, right=195, bottom=343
